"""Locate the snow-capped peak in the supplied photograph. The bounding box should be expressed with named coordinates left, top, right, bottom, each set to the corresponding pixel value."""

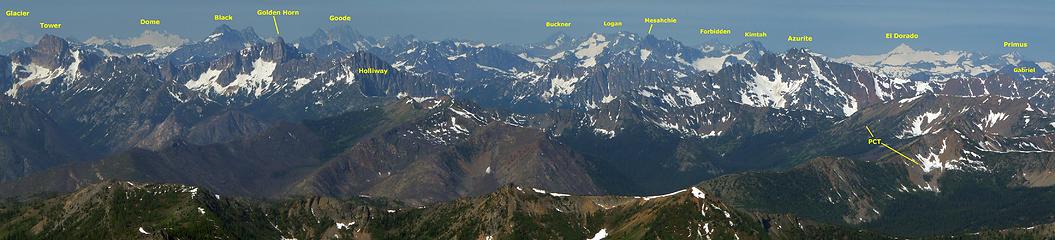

left=836, top=44, right=1003, bottom=78
left=572, top=33, right=609, bottom=68
left=1001, top=52, right=1022, bottom=65
left=890, top=43, right=915, bottom=54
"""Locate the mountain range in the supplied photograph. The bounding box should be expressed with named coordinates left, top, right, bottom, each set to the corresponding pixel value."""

left=1, top=25, right=1054, bottom=239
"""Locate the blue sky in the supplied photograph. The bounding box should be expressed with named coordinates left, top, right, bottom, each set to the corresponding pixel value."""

left=2, top=0, right=1052, bottom=59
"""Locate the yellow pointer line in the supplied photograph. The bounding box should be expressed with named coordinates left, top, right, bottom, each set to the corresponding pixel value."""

left=866, top=126, right=875, bottom=138
left=881, top=143, right=921, bottom=166
left=647, top=24, right=654, bottom=34
left=272, top=16, right=281, bottom=35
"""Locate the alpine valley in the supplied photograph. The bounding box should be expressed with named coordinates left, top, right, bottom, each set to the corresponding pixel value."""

left=1, top=25, right=1054, bottom=239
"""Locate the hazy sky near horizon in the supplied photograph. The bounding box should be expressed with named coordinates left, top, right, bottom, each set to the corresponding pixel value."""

left=2, top=0, right=1053, bottom=59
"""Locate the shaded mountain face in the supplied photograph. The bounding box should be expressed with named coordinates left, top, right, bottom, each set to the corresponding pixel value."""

left=284, top=97, right=603, bottom=204
left=543, top=95, right=837, bottom=195
left=0, top=94, right=836, bottom=205
left=4, top=34, right=198, bottom=153
left=0, top=96, right=94, bottom=181
left=0, top=98, right=602, bottom=205
left=289, top=107, right=602, bottom=204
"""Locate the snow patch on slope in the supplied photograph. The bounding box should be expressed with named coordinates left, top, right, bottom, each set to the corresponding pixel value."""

left=574, top=33, right=609, bottom=68
left=899, top=109, right=943, bottom=138
left=740, top=70, right=803, bottom=109
left=185, top=58, right=278, bottom=96
left=692, top=52, right=749, bottom=73
left=544, top=76, right=581, bottom=99
left=587, top=229, right=608, bottom=240
left=639, top=48, right=652, bottom=61
left=6, top=51, right=85, bottom=97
